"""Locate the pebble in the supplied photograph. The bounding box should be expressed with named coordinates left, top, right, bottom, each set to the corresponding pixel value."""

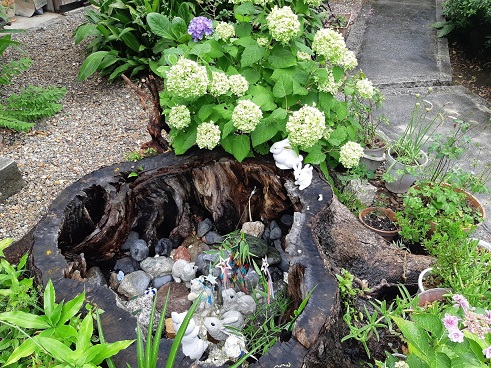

left=130, top=239, right=149, bottom=261
left=140, top=256, right=174, bottom=278
left=155, top=238, right=173, bottom=257
left=117, top=270, right=152, bottom=299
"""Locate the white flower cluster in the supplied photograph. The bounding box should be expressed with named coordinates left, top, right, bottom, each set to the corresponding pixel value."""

left=168, top=105, right=191, bottom=130
left=356, top=78, right=375, bottom=99
left=215, top=22, right=235, bottom=41
left=257, top=37, right=269, bottom=47
left=266, top=6, right=300, bottom=44
left=209, top=71, right=230, bottom=97
left=339, top=141, right=364, bottom=168
left=228, top=74, right=249, bottom=96
left=316, top=68, right=343, bottom=95
left=166, top=57, right=209, bottom=99
left=196, top=121, right=221, bottom=150
left=286, top=105, right=326, bottom=149
left=232, top=100, right=263, bottom=133
left=297, top=51, right=311, bottom=61
left=323, top=127, right=334, bottom=140
left=312, top=28, right=357, bottom=70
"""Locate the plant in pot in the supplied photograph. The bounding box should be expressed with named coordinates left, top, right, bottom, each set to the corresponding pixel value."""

left=382, top=90, right=445, bottom=193
left=358, top=206, right=399, bottom=241
left=344, top=72, right=389, bottom=173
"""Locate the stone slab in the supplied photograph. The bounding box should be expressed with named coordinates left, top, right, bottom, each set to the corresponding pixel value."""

left=0, top=157, right=24, bottom=202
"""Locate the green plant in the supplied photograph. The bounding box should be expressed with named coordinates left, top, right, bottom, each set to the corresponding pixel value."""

left=74, top=0, right=196, bottom=81
left=396, top=182, right=484, bottom=244
left=392, top=293, right=491, bottom=368
left=0, top=279, right=133, bottom=366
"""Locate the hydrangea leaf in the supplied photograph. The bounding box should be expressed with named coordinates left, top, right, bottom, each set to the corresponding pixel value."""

left=272, top=75, right=293, bottom=98
left=241, top=45, right=265, bottom=68
left=172, top=125, right=197, bottom=154
left=304, top=143, right=326, bottom=164
left=268, top=45, right=297, bottom=69
left=251, top=121, right=278, bottom=147
left=327, top=125, right=347, bottom=146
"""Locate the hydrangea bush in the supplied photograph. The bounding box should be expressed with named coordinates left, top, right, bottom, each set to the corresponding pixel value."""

left=148, top=0, right=365, bottom=167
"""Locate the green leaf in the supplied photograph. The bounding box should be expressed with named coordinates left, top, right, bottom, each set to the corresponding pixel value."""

left=304, top=144, right=327, bottom=164
left=249, top=85, right=276, bottom=111
left=222, top=121, right=236, bottom=140
left=392, top=316, right=432, bottom=360
left=332, top=65, right=344, bottom=81
left=272, top=75, right=293, bottom=98
left=251, top=120, right=278, bottom=147
left=235, top=2, right=256, bottom=16
left=119, top=29, right=141, bottom=52
left=147, top=13, right=174, bottom=39
left=76, top=313, right=94, bottom=356
left=59, top=291, right=84, bottom=325
left=36, top=336, right=74, bottom=363
left=189, top=43, right=212, bottom=57
left=327, top=125, right=347, bottom=146
left=0, top=311, right=50, bottom=329
left=228, top=135, right=251, bottom=162
left=4, top=338, right=37, bottom=366
left=78, top=51, right=109, bottom=81
left=172, top=125, right=197, bottom=155
left=73, top=24, right=100, bottom=44
left=241, top=45, right=265, bottom=68
left=268, top=45, right=297, bottom=69
left=240, top=68, right=261, bottom=85
left=212, top=104, right=233, bottom=120
left=82, top=340, right=135, bottom=366
left=197, top=104, right=215, bottom=122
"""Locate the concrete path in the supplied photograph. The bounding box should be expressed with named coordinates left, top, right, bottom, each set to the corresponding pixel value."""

left=348, top=0, right=491, bottom=241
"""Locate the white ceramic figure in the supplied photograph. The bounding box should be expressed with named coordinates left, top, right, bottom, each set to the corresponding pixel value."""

left=224, top=334, right=247, bottom=359
left=171, top=311, right=209, bottom=360
left=188, top=277, right=213, bottom=310
left=172, top=259, right=197, bottom=283
left=221, top=289, right=257, bottom=316
left=269, top=138, right=303, bottom=170
left=293, top=162, right=313, bottom=190
left=204, top=310, right=245, bottom=341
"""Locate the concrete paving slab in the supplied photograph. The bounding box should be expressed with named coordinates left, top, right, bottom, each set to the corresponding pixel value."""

left=355, top=0, right=451, bottom=87
left=3, top=11, right=64, bottom=32
left=0, top=157, right=24, bottom=203
left=378, top=85, right=491, bottom=241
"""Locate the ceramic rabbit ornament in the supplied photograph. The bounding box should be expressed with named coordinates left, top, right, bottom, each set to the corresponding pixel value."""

left=171, top=311, right=209, bottom=360
left=293, top=162, right=313, bottom=190
left=270, top=138, right=303, bottom=170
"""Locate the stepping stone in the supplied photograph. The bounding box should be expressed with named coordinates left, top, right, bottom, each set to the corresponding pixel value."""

left=0, top=157, right=24, bottom=202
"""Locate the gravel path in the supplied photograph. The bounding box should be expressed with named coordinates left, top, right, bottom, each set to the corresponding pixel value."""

left=0, top=1, right=363, bottom=241
left=0, top=9, right=148, bottom=240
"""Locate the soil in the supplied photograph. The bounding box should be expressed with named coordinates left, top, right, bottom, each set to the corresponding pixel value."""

left=361, top=210, right=398, bottom=232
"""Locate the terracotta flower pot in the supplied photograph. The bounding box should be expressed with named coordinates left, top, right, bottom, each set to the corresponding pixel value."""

left=359, top=207, right=399, bottom=241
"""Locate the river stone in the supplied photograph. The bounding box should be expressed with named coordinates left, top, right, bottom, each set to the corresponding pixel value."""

left=117, top=270, right=152, bottom=299
left=345, top=179, right=377, bottom=207
left=204, top=231, right=225, bottom=244
left=156, top=282, right=192, bottom=317
left=197, top=218, right=214, bottom=237
left=172, top=245, right=191, bottom=262
left=86, top=266, right=107, bottom=287
left=280, top=214, right=294, bottom=227
left=269, top=226, right=282, bottom=241
left=121, top=231, right=140, bottom=251
left=155, top=238, right=173, bottom=257
left=152, top=274, right=173, bottom=289
left=109, top=272, right=121, bottom=290
left=140, top=256, right=174, bottom=278
left=244, top=270, right=260, bottom=295
left=187, top=241, right=210, bottom=263
left=130, top=239, right=149, bottom=261
left=114, top=257, right=137, bottom=274
left=241, top=221, right=265, bottom=238
left=244, top=234, right=268, bottom=258
left=266, top=246, right=282, bottom=266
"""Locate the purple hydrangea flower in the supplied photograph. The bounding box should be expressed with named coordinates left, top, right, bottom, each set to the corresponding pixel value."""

left=447, top=329, right=464, bottom=343
left=442, top=313, right=459, bottom=331
left=483, top=346, right=491, bottom=359
left=188, top=16, right=213, bottom=42
left=452, top=294, right=470, bottom=310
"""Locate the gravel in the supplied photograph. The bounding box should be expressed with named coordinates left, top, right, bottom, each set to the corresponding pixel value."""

left=0, top=2, right=364, bottom=241
left=0, top=9, right=148, bottom=240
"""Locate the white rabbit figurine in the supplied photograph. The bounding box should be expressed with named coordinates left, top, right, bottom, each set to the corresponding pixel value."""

left=270, top=138, right=303, bottom=170
left=293, top=162, right=313, bottom=190
left=204, top=310, right=245, bottom=341
left=172, top=259, right=197, bottom=284
left=171, top=311, right=209, bottom=360
left=221, top=288, right=257, bottom=316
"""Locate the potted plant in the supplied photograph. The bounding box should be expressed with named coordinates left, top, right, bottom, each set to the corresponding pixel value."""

left=345, top=73, right=389, bottom=172
left=358, top=207, right=399, bottom=241
left=325, top=12, right=352, bottom=38
left=382, top=91, right=445, bottom=193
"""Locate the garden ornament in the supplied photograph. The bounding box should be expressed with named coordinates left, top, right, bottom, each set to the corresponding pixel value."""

left=293, top=162, right=313, bottom=190
left=204, top=310, right=245, bottom=341
left=188, top=276, right=214, bottom=310
left=224, top=334, right=247, bottom=359
left=172, top=259, right=198, bottom=284
left=221, top=288, right=257, bottom=316
left=269, top=138, right=303, bottom=170
left=171, top=311, right=209, bottom=360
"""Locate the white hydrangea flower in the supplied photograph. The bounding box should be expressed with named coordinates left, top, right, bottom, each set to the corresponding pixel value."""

left=323, top=127, right=334, bottom=140
left=228, top=74, right=249, bottom=96
left=394, top=362, right=409, bottom=368
left=312, top=28, right=348, bottom=65
left=339, top=49, right=358, bottom=70
left=215, top=22, right=235, bottom=41
left=253, top=0, right=273, bottom=5
left=166, top=57, right=209, bottom=99
left=196, top=121, right=221, bottom=150
left=297, top=51, right=312, bottom=60
left=266, top=6, right=300, bottom=44
left=168, top=105, right=191, bottom=130
left=257, top=37, right=270, bottom=47
left=286, top=105, right=326, bottom=149
left=339, top=141, right=364, bottom=168
left=316, top=68, right=343, bottom=95
left=356, top=78, right=375, bottom=99
left=232, top=100, right=263, bottom=133
left=209, top=71, right=230, bottom=97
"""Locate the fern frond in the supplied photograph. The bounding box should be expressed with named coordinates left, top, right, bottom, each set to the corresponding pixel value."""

left=3, top=86, right=67, bottom=122
left=0, top=112, right=35, bottom=131
left=0, top=57, right=32, bottom=85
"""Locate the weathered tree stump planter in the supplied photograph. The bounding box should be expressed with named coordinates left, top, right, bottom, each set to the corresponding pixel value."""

left=23, top=149, right=434, bottom=367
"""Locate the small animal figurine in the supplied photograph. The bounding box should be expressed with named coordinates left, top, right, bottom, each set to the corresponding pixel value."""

left=269, top=138, right=303, bottom=170
left=221, top=288, right=257, bottom=316
left=172, top=259, right=197, bottom=283
left=188, top=277, right=213, bottom=310
left=204, top=310, right=245, bottom=341
left=224, top=334, right=247, bottom=359
left=293, top=162, right=313, bottom=190
left=171, top=311, right=209, bottom=360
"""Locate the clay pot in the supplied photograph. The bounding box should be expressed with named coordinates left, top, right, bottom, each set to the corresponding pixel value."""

left=384, top=148, right=428, bottom=194
left=358, top=207, right=399, bottom=241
